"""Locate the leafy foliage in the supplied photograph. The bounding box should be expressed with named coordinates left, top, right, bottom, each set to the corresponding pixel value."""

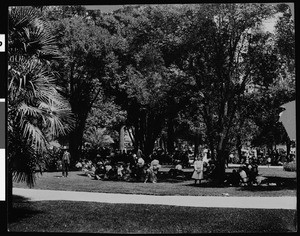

left=8, top=4, right=295, bottom=186
left=8, top=6, right=74, bottom=186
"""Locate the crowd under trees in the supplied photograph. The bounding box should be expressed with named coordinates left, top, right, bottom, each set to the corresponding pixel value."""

left=8, top=3, right=295, bottom=194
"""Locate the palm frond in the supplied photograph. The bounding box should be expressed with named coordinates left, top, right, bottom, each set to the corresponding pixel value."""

left=8, top=6, right=74, bottom=188
left=21, top=121, right=47, bottom=151
left=8, top=133, right=38, bottom=188
left=18, top=102, right=43, bottom=117
left=9, top=7, right=61, bottom=60
left=9, top=7, right=40, bottom=31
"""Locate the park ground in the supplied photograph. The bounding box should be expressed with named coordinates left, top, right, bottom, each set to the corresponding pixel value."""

left=8, top=166, right=297, bottom=233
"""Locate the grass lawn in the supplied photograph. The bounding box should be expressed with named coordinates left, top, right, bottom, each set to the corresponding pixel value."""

left=8, top=198, right=297, bottom=233
left=9, top=167, right=297, bottom=233
left=13, top=166, right=297, bottom=197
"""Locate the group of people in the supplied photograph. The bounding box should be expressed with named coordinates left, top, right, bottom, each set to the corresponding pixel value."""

left=65, top=146, right=265, bottom=187
left=226, top=162, right=259, bottom=186
left=190, top=154, right=263, bottom=186
left=76, top=152, right=162, bottom=183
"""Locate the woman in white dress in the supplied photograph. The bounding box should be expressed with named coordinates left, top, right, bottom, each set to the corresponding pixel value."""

left=192, top=155, right=204, bottom=185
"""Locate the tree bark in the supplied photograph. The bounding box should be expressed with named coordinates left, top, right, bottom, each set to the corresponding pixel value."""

left=119, top=125, right=125, bottom=151
left=167, top=117, right=175, bottom=154
left=216, top=149, right=227, bottom=184
left=69, top=117, right=86, bottom=165
left=236, top=134, right=242, bottom=163
left=194, top=133, right=200, bottom=158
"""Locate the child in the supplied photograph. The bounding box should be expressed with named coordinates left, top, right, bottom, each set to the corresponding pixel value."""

left=192, top=155, right=204, bottom=185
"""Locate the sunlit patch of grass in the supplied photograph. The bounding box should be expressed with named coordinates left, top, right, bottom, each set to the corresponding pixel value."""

left=13, top=167, right=296, bottom=197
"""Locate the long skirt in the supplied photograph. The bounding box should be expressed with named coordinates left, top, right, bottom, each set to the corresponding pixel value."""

left=192, top=170, right=203, bottom=180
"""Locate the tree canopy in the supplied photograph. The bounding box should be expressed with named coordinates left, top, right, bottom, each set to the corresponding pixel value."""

left=9, top=3, right=295, bottom=185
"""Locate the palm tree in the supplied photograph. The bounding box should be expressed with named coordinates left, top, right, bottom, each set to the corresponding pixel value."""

left=83, top=127, right=115, bottom=149
left=8, top=6, right=74, bottom=210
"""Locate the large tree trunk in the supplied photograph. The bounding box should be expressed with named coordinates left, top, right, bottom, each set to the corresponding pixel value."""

left=69, top=117, right=86, bottom=165
left=194, top=133, right=201, bottom=158
left=216, top=149, right=227, bottom=185
left=144, top=113, right=164, bottom=157
left=236, top=134, right=242, bottom=163
left=167, top=117, right=175, bottom=154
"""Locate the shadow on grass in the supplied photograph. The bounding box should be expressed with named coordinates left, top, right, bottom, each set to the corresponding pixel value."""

left=9, top=195, right=44, bottom=223
left=184, top=182, right=230, bottom=188
left=13, top=195, right=30, bottom=203
left=158, top=178, right=187, bottom=183
left=238, top=177, right=297, bottom=192
left=182, top=176, right=297, bottom=190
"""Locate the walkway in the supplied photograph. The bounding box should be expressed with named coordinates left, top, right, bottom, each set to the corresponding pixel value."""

left=13, top=188, right=296, bottom=210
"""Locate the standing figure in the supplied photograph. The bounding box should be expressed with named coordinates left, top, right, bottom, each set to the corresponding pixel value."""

left=62, top=148, right=71, bottom=177
left=192, top=155, right=204, bottom=185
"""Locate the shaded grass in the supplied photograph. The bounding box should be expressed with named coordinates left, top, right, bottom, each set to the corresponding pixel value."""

left=12, top=167, right=297, bottom=197
left=8, top=200, right=297, bottom=233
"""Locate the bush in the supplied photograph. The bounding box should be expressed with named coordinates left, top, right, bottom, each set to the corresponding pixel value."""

left=283, top=161, right=296, bottom=172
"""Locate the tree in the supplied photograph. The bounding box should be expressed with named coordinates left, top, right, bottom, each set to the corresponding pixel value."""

left=178, top=3, right=278, bottom=183
left=247, top=3, right=295, bottom=157
left=84, top=92, right=127, bottom=150
left=49, top=13, right=127, bottom=162
left=98, top=5, right=196, bottom=156
left=8, top=6, right=73, bottom=209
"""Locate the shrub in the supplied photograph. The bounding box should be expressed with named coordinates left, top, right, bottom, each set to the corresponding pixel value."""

left=283, top=161, right=296, bottom=172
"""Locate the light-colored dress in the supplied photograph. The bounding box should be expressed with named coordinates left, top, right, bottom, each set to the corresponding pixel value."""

left=192, top=160, right=204, bottom=180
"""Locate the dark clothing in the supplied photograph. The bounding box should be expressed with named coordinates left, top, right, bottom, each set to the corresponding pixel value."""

left=62, top=151, right=70, bottom=177
left=62, top=160, right=69, bottom=177
left=94, top=166, right=106, bottom=180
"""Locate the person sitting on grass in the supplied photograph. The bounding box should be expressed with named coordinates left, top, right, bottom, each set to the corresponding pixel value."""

left=144, top=159, right=161, bottom=183
left=247, top=163, right=259, bottom=186
left=132, top=157, right=146, bottom=182
left=117, top=163, right=124, bottom=180
left=168, top=161, right=184, bottom=179
left=94, top=163, right=106, bottom=180
left=82, top=160, right=96, bottom=179
left=105, top=164, right=118, bottom=181
left=121, top=163, right=132, bottom=182
left=75, top=161, right=83, bottom=170
left=239, top=167, right=249, bottom=186
left=226, top=169, right=240, bottom=186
